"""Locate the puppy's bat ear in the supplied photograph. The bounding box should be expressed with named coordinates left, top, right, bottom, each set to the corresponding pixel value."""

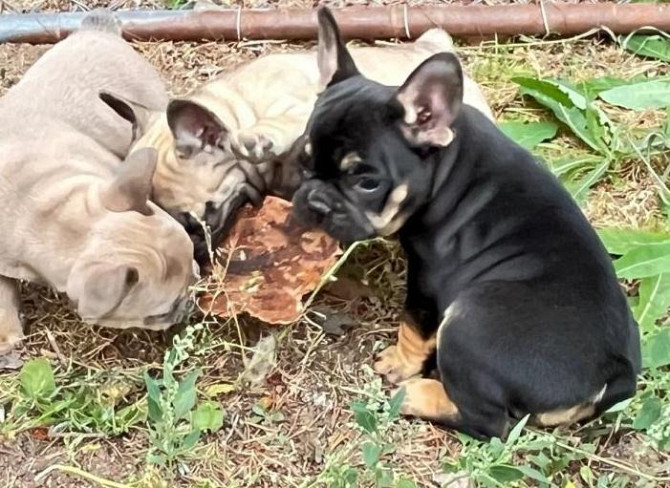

left=99, top=91, right=155, bottom=143
left=396, top=52, right=464, bottom=148
left=317, top=7, right=359, bottom=88
left=167, top=99, right=228, bottom=159
left=101, top=147, right=157, bottom=216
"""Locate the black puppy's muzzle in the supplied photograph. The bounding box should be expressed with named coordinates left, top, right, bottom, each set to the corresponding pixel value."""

left=292, top=180, right=375, bottom=243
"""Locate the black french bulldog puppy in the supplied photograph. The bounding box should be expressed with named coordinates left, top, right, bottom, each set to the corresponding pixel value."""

left=292, top=8, right=641, bottom=440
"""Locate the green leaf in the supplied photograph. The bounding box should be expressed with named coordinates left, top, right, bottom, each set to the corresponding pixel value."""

left=550, top=155, right=602, bottom=178
left=350, top=402, right=378, bottom=434
left=621, top=34, right=670, bottom=62
left=634, top=274, right=670, bottom=332
left=506, top=414, right=529, bottom=446
left=173, top=369, right=200, bottom=420
left=180, top=429, right=201, bottom=451
left=362, top=442, right=381, bottom=468
left=489, top=465, right=524, bottom=483
left=643, top=328, right=670, bottom=369
left=513, top=77, right=603, bottom=152
left=395, top=477, right=417, bottom=488
left=144, top=373, right=163, bottom=423
left=376, top=468, right=394, bottom=488
left=191, top=401, right=225, bottom=433
left=546, top=78, right=589, bottom=109
left=342, top=467, right=359, bottom=485
left=614, top=241, right=670, bottom=279
left=633, top=396, right=662, bottom=430
left=564, top=159, right=610, bottom=203
left=597, top=228, right=670, bottom=255
left=600, top=80, right=670, bottom=110
left=499, top=121, right=558, bottom=150
left=387, top=387, right=406, bottom=422
left=20, top=358, right=56, bottom=400
left=580, top=77, right=633, bottom=96
left=147, top=453, right=167, bottom=465
left=517, top=465, right=550, bottom=483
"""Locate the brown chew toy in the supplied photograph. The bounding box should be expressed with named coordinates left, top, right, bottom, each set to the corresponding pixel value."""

left=199, top=196, right=341, bottom=324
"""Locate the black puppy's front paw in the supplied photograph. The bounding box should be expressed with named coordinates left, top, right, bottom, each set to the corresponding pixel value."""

left=374, top=345, right=423, bottom=384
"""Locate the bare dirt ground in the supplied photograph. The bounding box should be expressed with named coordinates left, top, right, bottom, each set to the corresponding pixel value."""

left=0, top=2, right=669, bottom=488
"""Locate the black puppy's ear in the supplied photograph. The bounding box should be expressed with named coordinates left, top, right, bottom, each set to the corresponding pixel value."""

left=99, top=91, right=154, bottom=142
left=317, top=7, right=359, bottom=88
left=167, top=99, right=228, bottom=159
left=396, top=52, right=464, bottom=147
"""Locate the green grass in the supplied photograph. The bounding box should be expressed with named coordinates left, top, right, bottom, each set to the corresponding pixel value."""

left=1, top=31, right=670, bottom=488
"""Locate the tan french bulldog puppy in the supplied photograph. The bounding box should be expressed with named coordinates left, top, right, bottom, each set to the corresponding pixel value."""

left=0, top=11, right=198, bottom=355
left=106, top=29, right=494, bottom=263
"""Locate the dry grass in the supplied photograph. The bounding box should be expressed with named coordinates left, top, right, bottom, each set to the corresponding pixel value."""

left=0, top=15, right=668, bottom=488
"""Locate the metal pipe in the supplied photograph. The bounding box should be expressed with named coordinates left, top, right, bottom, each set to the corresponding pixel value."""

left=1, top=4, right=669, bottom=45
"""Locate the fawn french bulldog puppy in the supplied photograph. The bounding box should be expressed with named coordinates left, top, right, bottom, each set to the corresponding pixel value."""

left=0, top=11, right=198, bottom=355
left=291, top=8, right=641, bottom=440
left=104, top=26, right=493, bottom=264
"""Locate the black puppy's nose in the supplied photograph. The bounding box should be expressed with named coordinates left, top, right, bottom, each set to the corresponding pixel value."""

left=307, top=189, right=332, bottom=215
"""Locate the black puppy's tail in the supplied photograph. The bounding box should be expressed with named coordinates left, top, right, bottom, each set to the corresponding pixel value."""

left=80, top=9, right=122, bottom=36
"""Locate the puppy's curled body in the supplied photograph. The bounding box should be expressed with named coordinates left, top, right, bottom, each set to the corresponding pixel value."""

left=0, top=11, right=196, bottom=351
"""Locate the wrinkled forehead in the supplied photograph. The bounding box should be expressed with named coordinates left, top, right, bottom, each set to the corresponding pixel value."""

left=308, top=77, right=401, bottom=148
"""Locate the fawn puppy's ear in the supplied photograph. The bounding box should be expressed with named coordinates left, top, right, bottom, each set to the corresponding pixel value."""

left=317, top=7, right=360, bottom=88
left=99, top=91, right=156, bottom=142
left=167, top=99, right=228, bottom=159
left=396, top=52, right=464, bottom=147
left=101, top=148, right=157, bottom=216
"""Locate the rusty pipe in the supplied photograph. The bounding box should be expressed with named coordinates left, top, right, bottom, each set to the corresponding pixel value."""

left=0, top=4, right=669, bottom=45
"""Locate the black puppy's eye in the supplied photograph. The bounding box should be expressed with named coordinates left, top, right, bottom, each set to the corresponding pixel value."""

left=354, top=176, right=380, bottom=193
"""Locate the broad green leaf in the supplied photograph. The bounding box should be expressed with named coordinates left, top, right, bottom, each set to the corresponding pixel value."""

left=173, top=369, right=200, bottom=420
left=580, top=77, right=633, bottom=96
left=643, top=328, right=670, bottom=369
left=387, top=387, right=406, bottom=422
left=489, top=465, right=524, bottom=483
left=517, top=465, right=550, bottom=484
left=597, top=228, right=670, bottom=255
left=499, top=121, right=558, bottom=150
left=506, top=414, right=529, bottom=446
left=600, top=80, right=670, bottom=110
left=144, top=373, right=163, bottom=423
left=191, top=401, right=225, bottom=433
left=605, top=398, right=633, bottom=414
left=362, top=442, right=382, bottom=468
left=621, top=34, right=670, bottom=62
left=614, top=241, right=670, bottom=279
left=634, top=274, right=670, bottom=332
left=20, top=358, right=56, bottom=400
left=351, top=402, right=378, bottom=434
left=513, top=77, right=603, bottom=152
left=546, top=78, right=588, bottom=109
left=633, top=396, right=662, bottom=430
left=180, top=429, right=201, bottom=451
